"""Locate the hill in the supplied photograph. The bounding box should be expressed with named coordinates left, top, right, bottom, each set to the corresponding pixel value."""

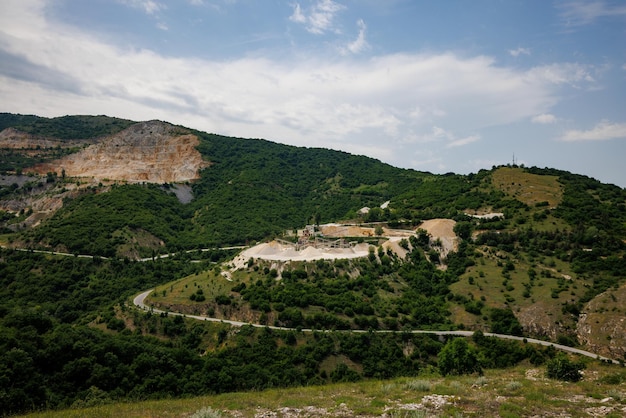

left=19, top=363, right=626, bottom=418
left=0, top=113, right=625, bottom=416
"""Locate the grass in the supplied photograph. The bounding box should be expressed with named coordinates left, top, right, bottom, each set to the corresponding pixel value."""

left=20, top=362, right=626, bottom=418
left=449, top=245, right=585, bottom=331
left=403, top=379, right=431, bottom=392
left=492, top=167, right=563, bottom=207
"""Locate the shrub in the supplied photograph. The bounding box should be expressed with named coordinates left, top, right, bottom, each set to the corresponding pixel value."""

left=600, top=372, right=626, bottom=385
left=545, top=355, right=585, bottom=382
left=474, top=376, right=488, bottom=387
left=215, top=294, right=231, bottom=305
left=404, top=379, right=431, bottom=391
left=506, top=381, right=522, bottom=391
left=438, top=338, right=482, bottom=376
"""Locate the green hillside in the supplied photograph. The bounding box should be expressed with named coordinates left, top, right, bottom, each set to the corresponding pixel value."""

left=0, top=113, right=134, bottom=140
left=1, top=114, right=625, bottom=417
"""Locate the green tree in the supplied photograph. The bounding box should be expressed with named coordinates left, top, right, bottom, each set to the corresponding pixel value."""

left=438, top=338, right=482, bottom=376
left=545, top=355, right=585, bottom=382
left=453, top=221, right=473, bottom=240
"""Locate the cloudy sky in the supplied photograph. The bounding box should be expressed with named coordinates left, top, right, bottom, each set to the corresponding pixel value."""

left=1, top=1, right=625, bottom=187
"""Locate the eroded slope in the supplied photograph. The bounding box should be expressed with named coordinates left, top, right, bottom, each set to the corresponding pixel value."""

left=30, top=121, right=209, bottom=183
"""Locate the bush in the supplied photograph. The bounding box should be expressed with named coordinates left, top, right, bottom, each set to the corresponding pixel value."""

left=545, top=355, right=585, bottom=382
left=215, top=294, right=231, bottom=305
left=599, top=372, right=626, bottom=385
left=438, top=338, right=482, bottom=376
left=404, top=379, right=431, bottom=391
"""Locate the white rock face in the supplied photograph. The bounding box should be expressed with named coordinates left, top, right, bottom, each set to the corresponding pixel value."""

left=32, top=121, right=209, bottom=183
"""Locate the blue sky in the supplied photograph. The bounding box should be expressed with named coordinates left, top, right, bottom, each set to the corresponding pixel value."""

left=1, top=1, right=625, bottom=187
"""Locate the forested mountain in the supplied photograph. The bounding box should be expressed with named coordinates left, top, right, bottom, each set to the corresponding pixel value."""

left=0, top=114, right=625, bottom=416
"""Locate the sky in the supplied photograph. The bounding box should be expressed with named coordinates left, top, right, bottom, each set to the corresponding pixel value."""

left=1, top=1, right=625, bottom=187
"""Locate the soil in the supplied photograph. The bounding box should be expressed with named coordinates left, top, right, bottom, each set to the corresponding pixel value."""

left=418, top=218, right=458, bottom=257
left=27, top=121, right=209, bottom=183
left=233, top=220, right=459, bottom=268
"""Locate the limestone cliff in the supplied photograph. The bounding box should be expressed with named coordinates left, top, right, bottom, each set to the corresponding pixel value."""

left=30, top=120, right=209, bottom=183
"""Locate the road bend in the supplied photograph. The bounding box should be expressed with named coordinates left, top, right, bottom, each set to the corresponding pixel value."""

left=132, top=289, right=620, bottom=365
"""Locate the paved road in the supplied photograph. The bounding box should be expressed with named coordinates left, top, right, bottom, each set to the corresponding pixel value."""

left=3, top=247, right=109, bottom=259
left=137, top=246, right=247, bottom=262
left=1, top=245, right=245, bottom=262
left=133, top=289, right=620, bottom=364
left=9, top=244, right=619, bottom=365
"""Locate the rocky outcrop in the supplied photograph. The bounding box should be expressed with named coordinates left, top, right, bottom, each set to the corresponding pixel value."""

left=30, top=121, right=209, bottom=183
left=577, top=284, right=626, bottom=360
left=517, top=301, right=564, bottom=341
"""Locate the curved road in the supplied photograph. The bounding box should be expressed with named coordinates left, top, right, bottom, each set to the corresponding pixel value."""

left=1, top=245, right=246, bottom=262
left=9, top=244, right=618, bottom=364
left=133, top=289, right=620, bottom=365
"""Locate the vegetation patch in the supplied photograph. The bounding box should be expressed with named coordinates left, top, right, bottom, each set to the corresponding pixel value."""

left=492, top=166, right=563, bottom=207
left=1, top=115, right=625, bottom=417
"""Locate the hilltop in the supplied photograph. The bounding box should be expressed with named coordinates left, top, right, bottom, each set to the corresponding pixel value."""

left=0, top=113, right=625, bottom=416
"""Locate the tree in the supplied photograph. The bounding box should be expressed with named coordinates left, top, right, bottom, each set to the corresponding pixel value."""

left=438, top=338, right=482, bottom=376
left=453, top=221, right=473, bottom=240
left=545, top=355, right=585, bottom=382
left=490, top=308, right=523, bottom=336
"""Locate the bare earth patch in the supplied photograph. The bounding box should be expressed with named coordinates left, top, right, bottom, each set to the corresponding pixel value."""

left=30, top=121, right=209, bottom=183
left=418, top=218, right=458, bottom=258
left=232, top=220, right=458, bottom=268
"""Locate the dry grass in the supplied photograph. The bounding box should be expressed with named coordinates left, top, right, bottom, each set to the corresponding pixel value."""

left=492, top=167, right=563, bottom=207
left=21, top=362, right=626, bottom=418
left=449, top=244, right=585, bottom=331
left=148, top=269, right=234, bottom=307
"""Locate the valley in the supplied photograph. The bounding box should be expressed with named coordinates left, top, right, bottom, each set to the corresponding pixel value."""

left=1, top=113, right=625, bottom=417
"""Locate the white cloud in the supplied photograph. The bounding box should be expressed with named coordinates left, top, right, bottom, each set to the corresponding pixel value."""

left=558, top=1, right=626, bottom=27
left=290, top=0, right=345, bottom=34
left=410, top=149, right=445, bottom=171
left=340, top=19, right=369, bottom=55
left=118, top=0, right=165, bottom=15
left=526, top=63, right=595, bottom=87
left=0, top=0, right=602, bottom=175
left=413, top=126, right=480, bottom=148
left=509, top=47, right=530, bottom=57
left=559, top=121, right=626, bottom=141
left=289, top=3, right=306, bottom=24
left=447, top=134, right=480, bottom=148
left=532, top=113, right=557, bottom=124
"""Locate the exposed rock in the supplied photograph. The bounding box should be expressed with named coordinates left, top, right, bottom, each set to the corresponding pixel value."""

left=29, top=121, right=209, bottom=183
left=577, top=283, right=626, bottom=360
left=517, top=301, right=563, bottom=340
left=419, top=218, right=459, bottom=259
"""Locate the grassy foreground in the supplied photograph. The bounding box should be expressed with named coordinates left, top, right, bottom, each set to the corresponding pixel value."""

left=22, top=362, right=626, bottom=418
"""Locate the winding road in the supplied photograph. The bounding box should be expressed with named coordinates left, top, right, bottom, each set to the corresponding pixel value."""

left=133, top=289, right=620, bottom=365
left=5, top=244, right=620, bottom=364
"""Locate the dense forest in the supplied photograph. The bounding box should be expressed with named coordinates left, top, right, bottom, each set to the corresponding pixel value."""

left=0, top=114, right=625, bottom=416
left=0, top=247, right=559, bottom=415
